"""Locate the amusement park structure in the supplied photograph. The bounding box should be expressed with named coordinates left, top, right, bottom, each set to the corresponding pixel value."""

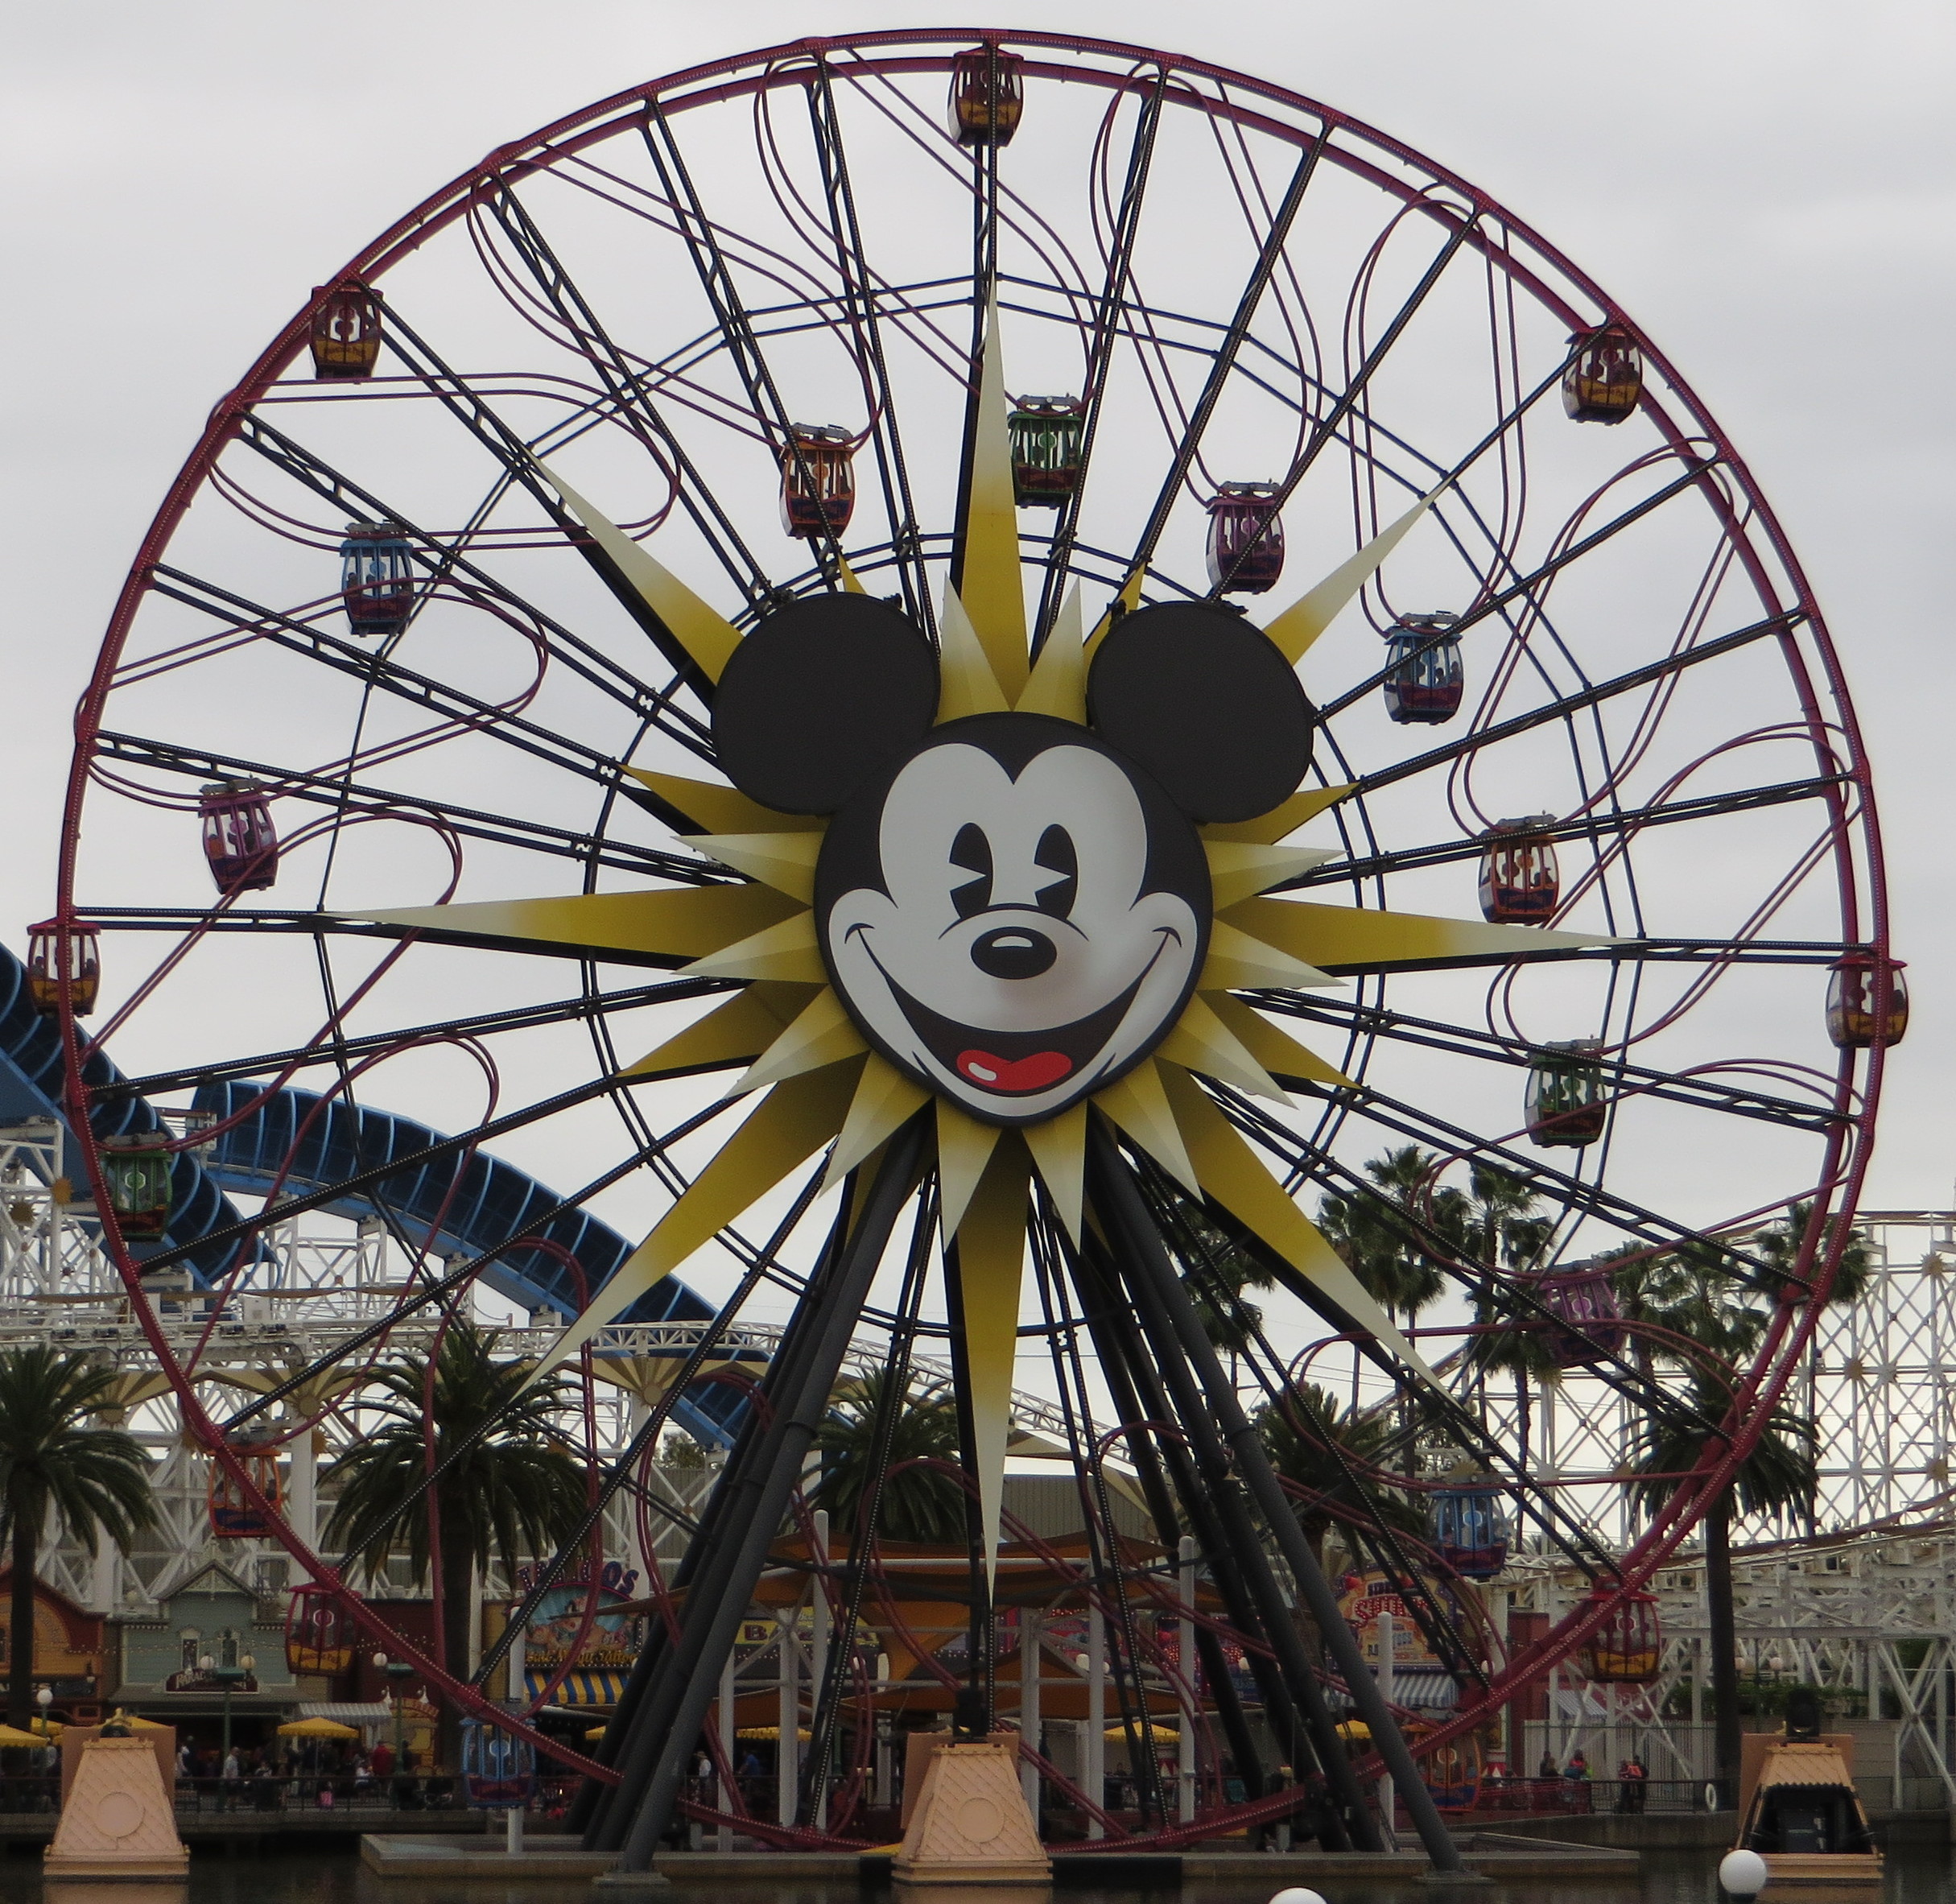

left=19, top=27, right=1909, bottom=1868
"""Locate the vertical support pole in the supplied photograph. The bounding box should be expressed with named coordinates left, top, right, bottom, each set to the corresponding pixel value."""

left=1086, top=1602, right=1105, bottom=1840
left=1377, top=1610, right=1397, bottom=1849
left=876, top=1655, right=893, bottom=1820
left=90, top=1537, right=119, bottom=1615
left=717, top=1646, right=735, bottom=1854
left=1178, top=1537, right=1197, bottom=1823
left=777, top=1600, right=799, bottom=1827
left=1021, top=1609, right=1042, bottom=1823
left=811, top=1509, right=830, bottom=1830
left=287, top=1422, right=317, bottom=1549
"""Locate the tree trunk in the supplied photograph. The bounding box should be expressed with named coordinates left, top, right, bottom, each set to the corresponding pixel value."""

left=9, top=1489, right=36, bottom=1731
left=1706, top=1492, right=1741, bottom=1801
left=436, top=1519, right=472, bottom=1775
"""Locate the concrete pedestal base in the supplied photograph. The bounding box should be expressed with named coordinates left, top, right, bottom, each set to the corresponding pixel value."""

left=45, top=1738, right=189, bottom=1881
left=893, top=1741, right=1050, bottom=1888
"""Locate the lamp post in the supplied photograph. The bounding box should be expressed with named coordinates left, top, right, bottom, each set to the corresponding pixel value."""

left=207, top=1652, right=254, bottom=1770
left=373, top=1652, right=415, bottom=1765
left=35, top=1684, right=52, bottom=1737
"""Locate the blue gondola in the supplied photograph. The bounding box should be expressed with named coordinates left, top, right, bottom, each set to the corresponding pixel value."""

left=1430, top=1483, right=1509, bottom=1580
left=461, top=1720, right=535, bottom=1810
left=1381, top=612, right=1463, bottom=724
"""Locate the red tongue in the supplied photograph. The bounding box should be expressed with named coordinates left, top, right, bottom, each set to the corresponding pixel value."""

left=956, top=1049, right=1072, bottom=1092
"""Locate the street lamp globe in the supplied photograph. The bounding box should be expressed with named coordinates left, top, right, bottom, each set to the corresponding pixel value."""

left=199, top=1655, right=214, bottom=1672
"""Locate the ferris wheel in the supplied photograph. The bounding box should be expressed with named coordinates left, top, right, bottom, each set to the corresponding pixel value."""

left=47, top=29, right=1896, bottom=1859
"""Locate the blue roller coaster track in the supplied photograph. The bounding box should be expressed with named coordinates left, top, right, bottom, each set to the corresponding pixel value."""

left=0, top=942, right=741, bottom=1445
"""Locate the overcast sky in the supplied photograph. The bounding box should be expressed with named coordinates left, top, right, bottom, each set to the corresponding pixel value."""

left=2, top=0, right=1950, bottom=1227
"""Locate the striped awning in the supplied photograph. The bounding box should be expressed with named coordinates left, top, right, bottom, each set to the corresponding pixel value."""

left=297, top=1703, right=393, bottom=1723
left=526, top=1668, right=628, bottom=1707
left=1381, top=1669, right=1459, bottom=1712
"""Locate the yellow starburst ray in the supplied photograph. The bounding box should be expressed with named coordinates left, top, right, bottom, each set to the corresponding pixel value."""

left=937, top=1098, right=1005, bottom=1236
left=1083, top=568, right=1147, bottom=667
left=1015, top=586, right=1086, bottom=723
left=528, top=1056, right=865, bottom=1380
left=951, top=1138, right=1032, bottom=1597
left=1223, top=895, right=1618, bottom=974
left=823, top=1054, right=931, bottom=1192
left=957, top=293, right=1030, bottom=700
left=622, top=766, right=826, bottom=838
left=681, top=911, right=827, bottom=984
left=618, top=984, right=817, bottom=1081
left=1203, top=991, right=1357, bottom=1091
left=1153, top=1061, right=1438, bottom=1384
left=1203, top=840, right=1338, bottom=910
left=1022, top=1102, right=1087, bottom=1242
left=1199, top=918, right=1340, bottom=993
left=543, top=465, right=744, bottom=684
left=691, top=831, right=823, bottom=903
left=1093, top=1059, right=1199, bottom=1196
left=935, top=584, right=1011, bottom=723
left=1156, top=993, right=1289, bottom=1103
left=727, top=987, right=865, bottom=1097
left=1200, top=783, right=1356, bottom=846
left=1259, top=484, right=1446, bottom=667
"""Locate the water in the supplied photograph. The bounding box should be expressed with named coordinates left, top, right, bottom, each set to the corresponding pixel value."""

left=2, top=1849, right=1951, bottom=1904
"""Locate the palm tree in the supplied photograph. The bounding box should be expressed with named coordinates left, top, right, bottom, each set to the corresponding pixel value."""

left=1170, top=1197, right=1277, bottom=1356
left=0, top=1348, right=156, bottom=1728
left=322, top=1320, right=586, bottom=1767
left=1318, top=1146, right=1458, bottom=1332
left=1257, top=1382, right=1424, bottom=1575
left=1455, top=1167, right=1558, bottom=1471
left=1754, top=1201, right=1873, bottom=1307
left=812, top=1369, right=966, bottom=1545
left=1632, top=1363, right=1817, bottom=1795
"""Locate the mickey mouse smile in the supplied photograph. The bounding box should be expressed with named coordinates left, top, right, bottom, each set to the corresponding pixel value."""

left=850, top=927, right=1180, bottom=1098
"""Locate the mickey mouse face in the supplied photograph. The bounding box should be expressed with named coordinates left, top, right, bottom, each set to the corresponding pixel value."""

left=709, top=593, right=1314, bottom=1127
left=817, top=714, right=1208, bottom=1123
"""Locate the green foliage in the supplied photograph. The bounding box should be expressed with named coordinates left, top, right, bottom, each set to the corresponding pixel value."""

left=812, top=1369, right=965, bottom=1545
left=321, top=1319, right=588, bottom=1588
left=0, top=1347, right=157, bottom=1726
left=1170, top=1197, right=1277, bottom=1352
left=1256, top=1382, right=1424, bottom=1559
left=1753, top=1202, right=1874, bottom=1307
left=0, top=1348, right=157, bottom=1560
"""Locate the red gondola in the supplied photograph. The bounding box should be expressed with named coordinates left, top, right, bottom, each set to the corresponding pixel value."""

left=1826, top=956, right=1909, bottom=1049
left=1525, top=1039, right=1607, bottom=1148
left=778, top=425, right=856, bottom=539
left=1478, top=816, right=1560, bottom=923
left=1205, top=484, right=1285, bottom=593
left=26, top=922, right=99, bottom=1016
left=1530, top=1262, right=1627, bottom=1368
left=199, top=782, right=279, bottom=896
left=209, top=1443, right=283, bottom=1538
left=340, top=522, right=416, bottom=638
left=947, top=47, right=1024, bottom=147
left=1563, top=324, right=1642, bottom=423
left=311, top=282, right=385, bottom=381
left=1381, top=613, right=1463, bottom=724
left=1578, top=1587, right=1661, bottom=1683
left=286, top=1584, right=357, bottom=1676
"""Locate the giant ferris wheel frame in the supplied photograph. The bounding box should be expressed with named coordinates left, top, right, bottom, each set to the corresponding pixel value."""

left=51, top=28, right=1890, bottom=1861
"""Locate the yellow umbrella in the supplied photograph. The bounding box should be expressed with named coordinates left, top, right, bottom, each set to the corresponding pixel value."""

left=735, top=1727, right=811, bottom=1742
left=0, top=1724, right=51, bottom=1747
left=28, top=1717, right=63, bottom=1739
left=1335, top=1720, right=1372, bottom=1743
left=1104, top=1723, right=1178, bottom=1740
left=278, top=1717, right=361, bottom=1739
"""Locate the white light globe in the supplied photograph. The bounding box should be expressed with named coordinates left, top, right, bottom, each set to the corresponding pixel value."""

left=1269, top=1890, right=1330, bottom=1904
left=1719, top=1850, right=1770, bottom=1897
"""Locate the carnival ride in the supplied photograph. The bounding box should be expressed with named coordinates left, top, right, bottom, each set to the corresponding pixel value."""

left=31, top=28, right=1901, bottom=1866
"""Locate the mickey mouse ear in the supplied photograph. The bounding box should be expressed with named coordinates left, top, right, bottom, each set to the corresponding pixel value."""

left=712, top=595, right=939, bottom=815
left=1087, top=602, right=1314, bottom=823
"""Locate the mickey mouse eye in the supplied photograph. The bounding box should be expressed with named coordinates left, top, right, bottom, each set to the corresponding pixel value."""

left=1033, top=824, right=1078, bottom=919
left=949, top=823, right=993, bottom=920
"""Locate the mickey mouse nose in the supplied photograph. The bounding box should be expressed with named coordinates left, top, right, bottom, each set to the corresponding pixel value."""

left=970, top=926, right=1057, bottom=980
